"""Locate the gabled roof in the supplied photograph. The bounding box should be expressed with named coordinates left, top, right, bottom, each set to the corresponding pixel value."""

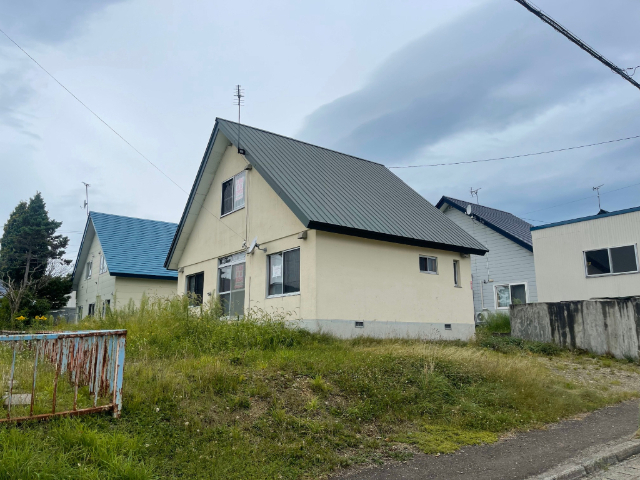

left=531, top=205, right=640, bottom=231
left=165, top=119, right=488, bottom=268
left=72, top=212, right=178, bottom=288
left=436, top=196, right=533, bottom=252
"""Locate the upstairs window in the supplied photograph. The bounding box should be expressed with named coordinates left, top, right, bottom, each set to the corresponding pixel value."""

left=419, top=256, right=437, bottom=274
left=99, top=254, right=107, bottom=274
left=186, top=272, right=204, bottom=306
left=218, top=253, right=246, bottom=316
left=221, top=171, right=246, bottom=216
left=268, top=248, right=300, bottom=297
left=85, top=261, right=92, bottom=279
left=585, top=245, right=638, bottom=277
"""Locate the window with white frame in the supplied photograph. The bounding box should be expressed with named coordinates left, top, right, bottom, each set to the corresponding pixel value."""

left=495, top=283, right=527, bottom=309
left=218, top=253, right=246, bottom=316
left=85, top=260, right=92, bottom=279
left=221, top=171, right=246, bottom=216
left=99, top=254, right=107, bottom=274
left=584, top=245, right=638, bottom=277
left=419, top=256, right=437, bottom=274
left=268, top=248, right=300, bottom=297
left=453, top=260, right=460, bottom=287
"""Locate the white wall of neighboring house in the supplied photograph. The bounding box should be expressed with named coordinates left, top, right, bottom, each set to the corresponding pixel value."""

left=532, top=210, right=640, bottom=302
left=442, top=205, right=538, bottom=318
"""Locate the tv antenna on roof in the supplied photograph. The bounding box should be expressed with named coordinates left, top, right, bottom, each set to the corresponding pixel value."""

left=470, top=187, right=481, bottom=204
left=593, top=184, right=604, bottom=211
left=234, top=85, right=246, bottom=155
left=81, top=182, right=90, bottom=216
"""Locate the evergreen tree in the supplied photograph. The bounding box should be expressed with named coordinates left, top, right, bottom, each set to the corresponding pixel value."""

left=0, top=192, right=72, bottom=320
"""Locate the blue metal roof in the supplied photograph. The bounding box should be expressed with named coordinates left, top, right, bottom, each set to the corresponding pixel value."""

left=436, top=196, right=533, bottom=252
left=531, top=205, right=640, bottom=231
left=74, top=212, right=178, bottom=282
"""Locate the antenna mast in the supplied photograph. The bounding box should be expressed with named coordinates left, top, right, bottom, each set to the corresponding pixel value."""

left=81, top=182, right=90, bottom=216
left=593, top=184, right=604, bottom=211
left=470, top=187, right=481, bottom=204
left=234, top=85, right=246, bottom=155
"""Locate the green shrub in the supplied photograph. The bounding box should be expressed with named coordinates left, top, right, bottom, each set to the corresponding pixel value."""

left=479, top=312, right=511, bottom=334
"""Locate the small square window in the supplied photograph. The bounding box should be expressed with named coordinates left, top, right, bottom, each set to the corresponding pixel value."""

left=444, top=324, right=452, bottom=331
left=355, top=321, right=364, bottom=328
left=585, top=249, right=610, bottom=276
left=419, top=256, right=437, bottom=274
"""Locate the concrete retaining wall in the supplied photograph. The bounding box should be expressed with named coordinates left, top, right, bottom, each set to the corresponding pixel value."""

left=510, top=297, right=640, bottom=359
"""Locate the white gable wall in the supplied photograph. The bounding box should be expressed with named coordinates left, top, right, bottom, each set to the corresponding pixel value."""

left=442, top=206, right=537, bottom=317
left=75, top=231, right=116, bottom=319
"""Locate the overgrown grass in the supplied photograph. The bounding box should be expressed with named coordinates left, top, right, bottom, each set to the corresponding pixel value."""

left=479, top=311, right=511, bottom=334
left=0, top=297, right=633, bottom=479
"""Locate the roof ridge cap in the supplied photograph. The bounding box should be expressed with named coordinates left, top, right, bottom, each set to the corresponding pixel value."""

left=216, top=118, right=386, bottom=167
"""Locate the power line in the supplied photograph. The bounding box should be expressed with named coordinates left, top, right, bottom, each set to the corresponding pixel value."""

left=0, top=26, right=246, bottom=242
left=513, top=0, right=640, bottom=92
left=388, top=134, right=640, bottom=168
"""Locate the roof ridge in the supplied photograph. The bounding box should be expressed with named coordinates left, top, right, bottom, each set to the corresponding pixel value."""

left=91, top=211, right=178, bottom=227
left=216, top=118, right=386, bottom=167
left=444, top=197, right=530, bottom=224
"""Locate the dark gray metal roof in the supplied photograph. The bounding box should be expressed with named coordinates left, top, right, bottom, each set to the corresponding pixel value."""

left=436, top=196, right=533, bottom=251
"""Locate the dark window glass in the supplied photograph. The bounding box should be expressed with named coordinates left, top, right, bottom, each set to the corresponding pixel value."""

left=419, top=256, right=437, bottom=273
left=187, top=272, right=204, bottom=305
left=453, top=260, right=460, bottom=286
left=88, top=303, right=95, bottom=316
left=269, top=253, right=283, bottom=296
left=510, top=284, right=527, bottom=305
left=218, top=266, right=231, bottom=293
left=611, top=246, right=638, bottom=273
left=221, top=179, right=234, bottom=215
left=585, top=249, right=611, bottom=276
left=283, top=249, right=300, bottom=294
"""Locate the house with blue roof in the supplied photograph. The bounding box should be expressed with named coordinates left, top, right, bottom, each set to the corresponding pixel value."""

left=436, top=196, right=538, bottom=321
left=72, top=212, right=178, bottom=320
left=531, top=206, right=640, bottom=302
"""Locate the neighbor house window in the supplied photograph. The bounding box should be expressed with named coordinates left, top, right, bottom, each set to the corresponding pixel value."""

left=218, top=253, right=246, bottom=316
left=88, top=303, right=95, bottom=316
left=584, top=245, right=638, bottom=277
left=495, top=283, right=527, bottom=309
left=85, top=261, right=92, bottom=279
left=99, top=254, right=107, bottom=274
left=221, top=171, right=246, bottom=216
left=419, top=256, right=437, bottom=274
left=453, top=260, right=460, bottom=287
left=268, top=248, right=300, bottom=297
left=103, top=299, right=111, bottom=316
left=76, top=306, right=83, bottom=321
left=186, top=272, right=205, bottom=306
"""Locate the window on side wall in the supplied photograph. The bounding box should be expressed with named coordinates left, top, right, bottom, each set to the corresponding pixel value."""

left=218, top=253, right=246, bottom=317
left=585, top=245, right=638, bottom=277
left=88, top=303, right=95, bottom=316
left=103, top=299, right=111, bottom=316
left=221, top=171, right=246, bottom=216
left=77, top=306, right=83, bottom=320
left=99, top=254, right=107, bottom=274
left=453, top=260, right=460, bottom=287
left=495, top=284, right=527, bottom=309
left=268, top=248, right=300, bottom=297
left=186, top=272, right=205, bottom=306
left=419, top=256, right=437, bottom=274
left=86, top=260, right=92, bottom=279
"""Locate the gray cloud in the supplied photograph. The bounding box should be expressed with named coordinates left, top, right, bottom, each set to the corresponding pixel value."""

left=0, top=0, right=125, bottom=44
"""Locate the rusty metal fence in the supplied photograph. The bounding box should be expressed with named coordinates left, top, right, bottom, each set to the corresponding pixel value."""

left=0, top=329, right=126, bottom=423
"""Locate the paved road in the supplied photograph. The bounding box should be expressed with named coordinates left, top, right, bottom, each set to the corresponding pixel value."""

left=337, top=400, right=639, bottom=480
left=587, top=454, right=640, bottom=480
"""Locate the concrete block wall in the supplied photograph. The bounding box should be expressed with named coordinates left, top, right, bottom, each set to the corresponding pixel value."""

left=510, top=297, right=640, bottom=359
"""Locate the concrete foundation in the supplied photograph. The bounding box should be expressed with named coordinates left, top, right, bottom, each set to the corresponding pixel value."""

left=298, top=319, right=476, bottom=341
left=510, top=297, right=640, bottom=359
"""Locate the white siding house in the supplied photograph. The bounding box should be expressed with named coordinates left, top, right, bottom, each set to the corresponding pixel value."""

left=437, top=197, right=537, bottom=321
left=532, top=206, right=640, bottom=302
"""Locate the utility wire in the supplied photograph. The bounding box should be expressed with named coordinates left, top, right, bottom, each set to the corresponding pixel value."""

left=0, top=26, right=246, bottom=242
left=388, top=134, right=640, bottom=168
left=513, top=0, right=640, bottom=92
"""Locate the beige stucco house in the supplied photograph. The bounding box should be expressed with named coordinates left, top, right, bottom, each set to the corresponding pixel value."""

left=165, top=119, right=488, bottom=340
left=73, top=212, right=178, bottom=320
left=532, top=206, right=640, bottom=302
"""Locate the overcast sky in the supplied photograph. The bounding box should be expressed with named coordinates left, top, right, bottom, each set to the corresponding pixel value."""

left=2, top=0, right=640, bottom=263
